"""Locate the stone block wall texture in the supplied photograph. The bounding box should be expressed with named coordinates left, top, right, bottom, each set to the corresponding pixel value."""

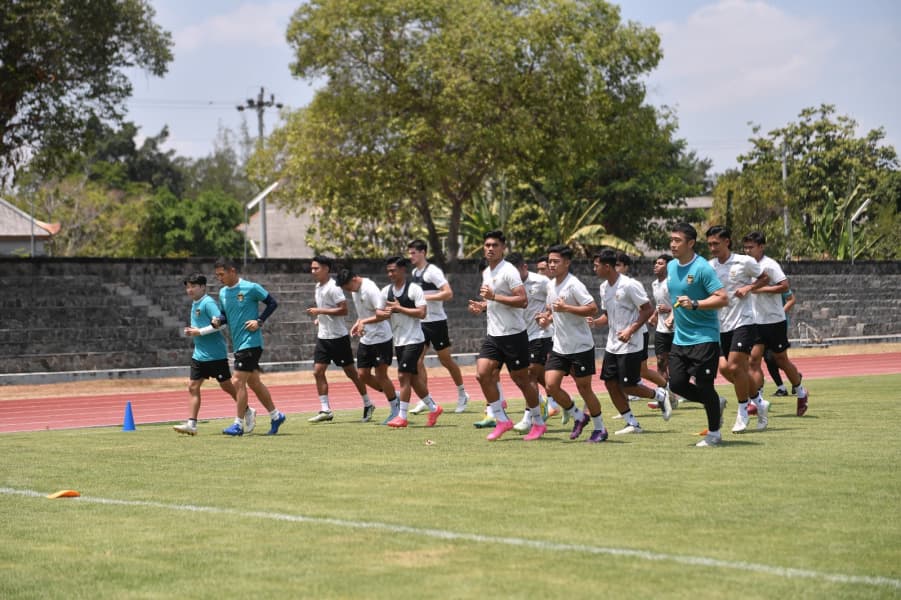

left=2, top=257, right=900, bottom=374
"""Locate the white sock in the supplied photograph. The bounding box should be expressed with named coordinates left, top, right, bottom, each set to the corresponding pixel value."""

left=739, top=401, right=749, bottom=419
left=362, top=393, right=372, bottom=408
left=529, top=405, right=544, bottom=426
left=389, top=397, right=400, bottom=412
left=796, top=385, right=807, bottom=397
left=269, top=409, right=280, bottom=419
left=547, top=396, right=559, bottom=409
left=776, top=384, right=787, bottom=392
left=621, top=410, right=638, bottom=427
left=319, top=395, right=330, bottom=412
left=591, top=413, right=605, bottom=431
left=521, top=409, right=532, bottom=424
left=655, top=387, right=666, bottom=403
left=422, top=395, right=437, bottom=411
left=490, top=400, right=509, bottom=422
left=187, top=419, right=197, bottom=427
left=486, top=404, right=495, bottom=418
left=457, top=384, right=466, bottom=396
left=399, top=401, right=410, bottom=419
left=568, top=405, right=584, bottom=422
left=233, top=417, right=242, bottom=426
left=496, top=381, right=505, bottom=403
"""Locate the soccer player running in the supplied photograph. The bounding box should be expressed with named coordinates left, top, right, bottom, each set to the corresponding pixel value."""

left=705, top=226, right=771, bottom=433
left=306, top=255, right=372, bottom=423
left=467, top=231, right=543, bottom=441
left=537, top=244, right=608, bottom=443
left=407, top=239, right=471, bottom=414
left=175, top=273, right=240, bottom=435
left=212, top=259, right=286, bottom=436
left=666, top=224, right=729, bottom=447
left=589, top=250, right=672, bottom=435
left=336, top=268, right=400, bottom=424
left=648, top=254, right=675, bottom=409
left=379, top=257, right=443, bottom=428
left=742, top=232, right=810, bottom=416
left=507, top=253, right=556, bottom=435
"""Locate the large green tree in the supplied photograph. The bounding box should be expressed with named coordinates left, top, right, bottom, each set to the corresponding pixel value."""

left=0, top=0, right=172, bottom=184
left=712, top=104, right=900, bottom=260
left=275, top=0, right=663, bottom=263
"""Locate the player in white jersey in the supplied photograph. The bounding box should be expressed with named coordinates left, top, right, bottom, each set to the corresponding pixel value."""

left=336, top=268, right=400, bottom=424
left=467, top=230, right=543, bottom=441
left=407, top=239, right=470, bottom=413
left=307, top=255, right=371, bottom=423
left=379, top=256, right=443, bottom=428
left=537, top=244, right=607, bottom=443
left=648, top=254, right=675, bottom=410
left=706, top=226, right=770, bottom=433
left=589, top=250, right=672, bottom=434
left=505, top=253, right=557, bottom=434
left=614, top=253, right=668, bottom=391
left=742, top=231, right=810, bottom=416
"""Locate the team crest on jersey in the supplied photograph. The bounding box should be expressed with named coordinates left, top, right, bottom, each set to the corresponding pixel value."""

left=686, top=275, right=694, bottom=284
left=194, top=309, right=201, bottom=317
left=237, top=293, right=245, bottom=302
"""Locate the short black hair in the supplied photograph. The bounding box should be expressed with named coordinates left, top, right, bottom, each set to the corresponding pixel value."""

left=547, top=244, right=572, bottom=260
left=656, top=254, right=673, bottom=263
left=183, top=272, right=207, bottom=286
left=335, top=268, right=355, bottom=287
left=706, top=225, right=733, bottom=248
left=535, top=255, right=548, bottom=264
left=214, top=257, right=239, bottom=271
left=616, top=252, right=633, bottom=267
left=483, top=229, right=506, bottom=244
left=507, top=252, right=525, bottom=267
left=743, top=231, right=766, bottom=245
left=386, top=256, right=411, bottom=270
left=672, top=222, right=698, bottom=242
left=312, top=255, right=335, bottom=272
left=407, top=239, right=427, bottom=252
left=593, top=249, right=617, bottom=266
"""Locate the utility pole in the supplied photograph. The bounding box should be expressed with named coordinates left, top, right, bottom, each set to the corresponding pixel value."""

left=781, top=141, right=790, bottom=261
left=237, top=87, right=282, bottom=258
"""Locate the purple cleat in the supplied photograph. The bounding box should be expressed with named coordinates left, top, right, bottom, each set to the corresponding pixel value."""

left=585, top=429, right=609, bottom=443
left=569, top=413, right=591, bottom=440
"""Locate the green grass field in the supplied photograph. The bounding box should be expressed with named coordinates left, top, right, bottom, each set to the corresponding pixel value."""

left=2, top=375, right=900, bottom=599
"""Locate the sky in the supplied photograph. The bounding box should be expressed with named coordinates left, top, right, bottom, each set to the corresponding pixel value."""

left=125, top=0, right=901, bottom=175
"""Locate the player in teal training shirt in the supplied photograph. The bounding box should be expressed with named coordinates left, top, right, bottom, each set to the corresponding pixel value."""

left=666, top=223, right=728, bottom=447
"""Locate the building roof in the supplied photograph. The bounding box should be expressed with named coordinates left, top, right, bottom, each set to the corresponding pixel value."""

left=0, top=198, right=60, bottom=238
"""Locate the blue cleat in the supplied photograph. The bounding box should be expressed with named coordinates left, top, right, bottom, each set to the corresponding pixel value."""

left=223, top=422, right=244, bottom=436
left=381, top=406, right=399, bottom=425
left=267, top=412, right=286, bottom=435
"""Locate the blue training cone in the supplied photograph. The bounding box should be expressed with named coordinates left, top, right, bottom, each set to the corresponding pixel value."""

left=122, top=401, right=136, bottom=431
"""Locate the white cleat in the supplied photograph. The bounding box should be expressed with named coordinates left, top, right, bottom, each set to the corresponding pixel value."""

left=455, top=392, right=470, bottom=414
left=732, top=413, right=749, bottom=434
left=614, top=424, right=643, bottom=435
left=513, top=414, right=532, bottom=434
left=244, top=406, right=256, bottom=434
left=696, top=430, right=722, bottom=447
left=173, top=422, right=197, bottom=436
left=409, top=400, right=429, bottom=415
left=757, top=399, right=771, bottom=431
left=660, top=387, right=673, bottom=422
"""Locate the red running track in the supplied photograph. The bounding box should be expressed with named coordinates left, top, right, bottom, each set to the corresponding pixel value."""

left=1, top=353, right=898, bottom=433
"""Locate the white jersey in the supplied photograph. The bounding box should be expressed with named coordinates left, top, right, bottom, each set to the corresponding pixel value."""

left=652, top=277, right=674, bottom=335
left=482, top=260, right=527, bottom=337
left=600, top=273, right=649, bottom=355
left=524, top=272, right=553, bottom=341
left=351, top=277, right=392, bottom=345
left=314, top=278, right=349, bottom=339
left=381, top=281, right=427, bottom=347
left=411, top=263, right=448, bottom=323
left=547, top=272, right=596, bottom=355
left=752, top=255, right=788, bottom=325
left=710, top=253, right=763, bottom=332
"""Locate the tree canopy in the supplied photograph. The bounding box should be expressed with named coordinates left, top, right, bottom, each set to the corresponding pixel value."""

left=269, top=0, right=702, bottom=263
left=0, top=0, right=172, bottom=184
left=711, top=104, right=900, bottom=260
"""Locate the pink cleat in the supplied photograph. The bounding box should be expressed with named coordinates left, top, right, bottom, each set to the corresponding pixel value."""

left=523, top=424, right=547, bottom=441
left=426, top=405, right=443, bottom=427
left=387, top=416, right=408, bottom=428
left=486, top=420, right=514, bottom=441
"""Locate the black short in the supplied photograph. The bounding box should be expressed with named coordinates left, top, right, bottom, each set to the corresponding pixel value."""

left=396, top=342, right=426, bottom=374
left=640, top=331, right=650, bottom=361
left=720, top=324, right=757, bottom=356
left=756, top=321, right=791, bottom=353
left=190, top=358, right=231, bottom=382
left=478, top=331, right=530, bottom=372
left=314, top=335, right=355, bottom=367
left=600, top=350, right=644, bottom=385
left=654, top=331, right=674, bottom=357
left=669, top=342, right=720, bottom=385
left=357, top=340, right=393, bottom=369
left=546, top=348, right=597, bottom=377
left=528, top=337, right=553, bottom=365
left=233, top=347, right=263, bottom=373
left=421, top=320, right=452, bottom=351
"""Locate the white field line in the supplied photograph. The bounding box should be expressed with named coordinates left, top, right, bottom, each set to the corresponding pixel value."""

left=2, top=486, right=899, bottom=590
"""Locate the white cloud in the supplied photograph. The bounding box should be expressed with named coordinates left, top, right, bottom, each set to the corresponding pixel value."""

left=652, top=0, right=836, bottom=112
left=174, top=2, right=296, bottom=52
